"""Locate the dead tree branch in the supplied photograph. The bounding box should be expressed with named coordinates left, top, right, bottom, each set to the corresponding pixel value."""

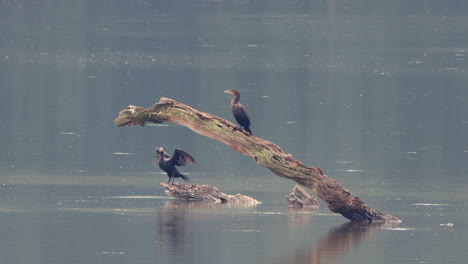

left=114, top=97, right=400, bottom=222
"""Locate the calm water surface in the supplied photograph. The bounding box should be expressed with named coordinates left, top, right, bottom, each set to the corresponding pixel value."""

left=1, top=1, right=468, bottom=263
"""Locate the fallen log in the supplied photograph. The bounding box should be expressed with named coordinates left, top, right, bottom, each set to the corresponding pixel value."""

left=286, top=185, right=320, bottom=209
left=114, top=97, right=401, bottom=223
left=161, top=182, right=261, bottom=205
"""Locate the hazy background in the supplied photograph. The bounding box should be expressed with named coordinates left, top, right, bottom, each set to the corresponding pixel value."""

left=1, top=1, right=468, bottom=263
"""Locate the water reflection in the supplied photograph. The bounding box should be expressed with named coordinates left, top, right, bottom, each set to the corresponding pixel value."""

left=278, top=221, right=395, bottom=264
left=156, top=200, right=195, bottom=260
left=155, top=199, right=258, bottom=261
left=288, top=208, right=319, bottom=229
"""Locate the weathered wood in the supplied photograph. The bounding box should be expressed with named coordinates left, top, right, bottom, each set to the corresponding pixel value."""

left=114, top=97, right=401, bottom=223
left=286, top=185, right=320, bottom=209
left=161, top=182, right=261, bottom=205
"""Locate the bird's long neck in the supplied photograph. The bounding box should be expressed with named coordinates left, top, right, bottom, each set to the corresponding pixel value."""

left=231, top=93, right=240, bottom=105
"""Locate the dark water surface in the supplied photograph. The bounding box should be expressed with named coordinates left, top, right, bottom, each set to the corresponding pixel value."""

left=1, top=1, right=468, bottom=263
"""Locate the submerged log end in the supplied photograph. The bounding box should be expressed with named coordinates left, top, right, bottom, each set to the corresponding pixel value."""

left=333, top=197, right=402, bottom=223
left=336, top=207, right=402, bottom=223
left=161, top=182, right=261, bottom=205
left=286, top=185, right=320, bottom=209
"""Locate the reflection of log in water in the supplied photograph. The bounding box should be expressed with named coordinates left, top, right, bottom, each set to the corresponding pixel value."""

left=276, top=222, right=394, bottom=264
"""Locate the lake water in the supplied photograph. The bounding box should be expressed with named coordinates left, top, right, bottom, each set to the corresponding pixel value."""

left=1, top=1, right=468, bottom=263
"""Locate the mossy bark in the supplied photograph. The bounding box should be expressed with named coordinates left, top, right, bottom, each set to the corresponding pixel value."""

left=114, top=97, right=401, bottom=223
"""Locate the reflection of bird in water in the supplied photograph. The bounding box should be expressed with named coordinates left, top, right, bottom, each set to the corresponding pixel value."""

left=224, top=89, right=252, bottom=135
left=156, top=200, right=193, bottom=258
left=154, top=147, right=196, bottom=184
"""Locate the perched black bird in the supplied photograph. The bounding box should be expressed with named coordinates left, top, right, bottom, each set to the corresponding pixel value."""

left=154, top=147, right=196, bottom=184
left=224, top=89, right=252, bottom=135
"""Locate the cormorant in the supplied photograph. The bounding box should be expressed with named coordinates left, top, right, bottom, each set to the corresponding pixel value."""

left=224, top=89, right=252, bottom=135
left=154, top=147, right=196, bottom=184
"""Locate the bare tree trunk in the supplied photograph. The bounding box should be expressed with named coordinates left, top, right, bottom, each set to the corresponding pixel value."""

left=114, top=97, right=401, bottom=223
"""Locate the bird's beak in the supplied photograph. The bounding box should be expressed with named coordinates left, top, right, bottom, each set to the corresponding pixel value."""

left=224, top=90, right=233, bottom=94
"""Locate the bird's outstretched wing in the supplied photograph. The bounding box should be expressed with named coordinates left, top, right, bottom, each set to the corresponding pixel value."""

left=170, top=149, right=196, bottom=167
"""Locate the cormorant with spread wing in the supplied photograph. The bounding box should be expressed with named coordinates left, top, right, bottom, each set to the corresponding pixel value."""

left=154, top=147, right=196, bottom=184
left=224, top=89, right=252, bottom=135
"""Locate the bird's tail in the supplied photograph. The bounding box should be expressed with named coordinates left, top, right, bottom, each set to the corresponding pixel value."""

left=177, top=172, right=190, bottom=181
left=245, top=126, right=252, bottom=135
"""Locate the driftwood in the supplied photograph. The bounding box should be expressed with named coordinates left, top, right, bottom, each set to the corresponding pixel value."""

left=287, top=185, right=320, bottom=209
left=161, top=182, right=261, bottom=205
left=114, top=97, right=401, bottom=223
